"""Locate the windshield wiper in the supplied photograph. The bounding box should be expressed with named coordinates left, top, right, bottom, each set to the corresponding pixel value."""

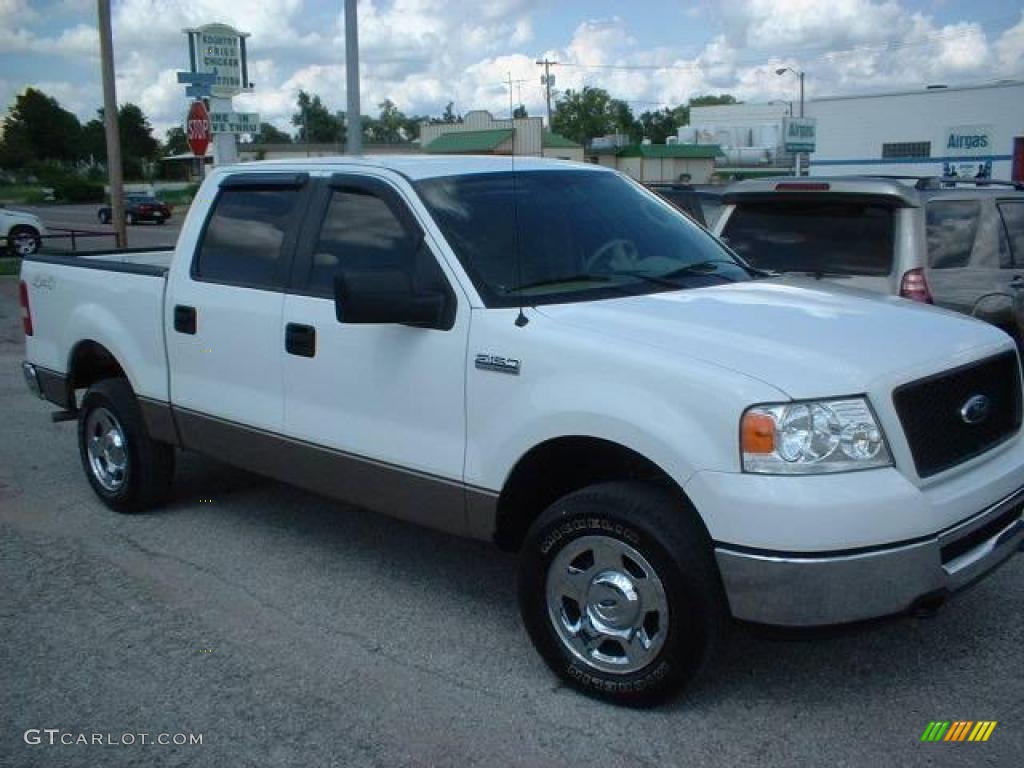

left=772, top=268, right=852, bottom=279
left=504, top=273, right=611, bottom=293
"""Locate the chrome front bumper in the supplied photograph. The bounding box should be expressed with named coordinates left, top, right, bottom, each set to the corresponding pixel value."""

left=716, top=484, right=1024, bottom=626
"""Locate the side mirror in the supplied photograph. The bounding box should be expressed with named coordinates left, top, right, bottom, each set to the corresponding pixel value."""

left=334, top=269, right=449, bottom=329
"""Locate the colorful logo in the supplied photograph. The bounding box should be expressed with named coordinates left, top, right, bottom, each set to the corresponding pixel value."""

left=921, top=721, right=997, bottom=742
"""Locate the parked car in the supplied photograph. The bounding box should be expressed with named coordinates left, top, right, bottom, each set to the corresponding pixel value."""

left=98, top=195, right=172, bottom=225
left=2, top=205, right=46, bottom=256
left=19, top=157, right=1024, bottom=705
left=647, top=183, right=707, bottom=227
left=714, top=176, right=1024, bottom=344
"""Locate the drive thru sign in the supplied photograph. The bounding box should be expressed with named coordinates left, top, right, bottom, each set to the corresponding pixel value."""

left=186, top=101, right=211, bottom=157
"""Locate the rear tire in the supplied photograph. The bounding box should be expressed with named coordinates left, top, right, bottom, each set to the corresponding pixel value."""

left=518, top=481, right=727, bottom=706
left=77, top=378, right=174, bottom=513
left=98, top=210, right=111, bottom=225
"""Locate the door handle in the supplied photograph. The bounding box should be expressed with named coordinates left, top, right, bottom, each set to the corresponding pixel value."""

left=285, top=323, right=316, bottom=357
left=1011, top=275, right=1024, bottom=290
left=174, top=305, right=197, bottom=334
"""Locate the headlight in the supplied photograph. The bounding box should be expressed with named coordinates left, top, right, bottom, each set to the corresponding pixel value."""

left=741, top=398, right=891, bottom=474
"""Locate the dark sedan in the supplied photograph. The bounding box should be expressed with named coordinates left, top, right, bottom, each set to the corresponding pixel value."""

left=98, top=195, right=172, bottom=225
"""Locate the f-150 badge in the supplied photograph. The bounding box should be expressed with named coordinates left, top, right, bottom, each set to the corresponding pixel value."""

left=475, top=353, right=521, bottom=375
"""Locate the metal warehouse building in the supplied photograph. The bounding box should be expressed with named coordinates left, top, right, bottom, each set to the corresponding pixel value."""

left=686, top=80, right=1024, bottom=181
left=807, top=80, right=1024, bottom=180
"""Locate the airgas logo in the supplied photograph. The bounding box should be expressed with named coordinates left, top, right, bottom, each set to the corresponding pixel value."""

left=920, top=720, right=997, bottom=742
left=947, top=134, right=988, bottom=150
left=944, top=124, right=994, bottom=156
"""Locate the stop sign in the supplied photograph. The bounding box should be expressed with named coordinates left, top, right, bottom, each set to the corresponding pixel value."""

left=186, top=101, right=211, bottom=157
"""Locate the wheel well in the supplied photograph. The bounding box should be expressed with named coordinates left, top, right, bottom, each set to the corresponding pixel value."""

left=68, top=341, right=127, bottom=397
left=494, top=436, right=682, bottom=551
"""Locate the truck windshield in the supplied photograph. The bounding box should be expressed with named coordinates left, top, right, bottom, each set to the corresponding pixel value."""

left=415, top=170, right=750, bottom=307
left=721, top=200, right=895, bottom=276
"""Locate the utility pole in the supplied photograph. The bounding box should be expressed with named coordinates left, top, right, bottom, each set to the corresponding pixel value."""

left=505, top=72, right=514, bottom=118
left=535, top=58, right=557, bottom=127
left=97, top=0, right=126, bottom=248
left=344, top=0, right=362, bottom=154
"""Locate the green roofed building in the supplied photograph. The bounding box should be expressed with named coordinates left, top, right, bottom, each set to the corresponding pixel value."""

left=419, top=111, right=584, bottom=162
left=586, top=141, right=724, bottom=183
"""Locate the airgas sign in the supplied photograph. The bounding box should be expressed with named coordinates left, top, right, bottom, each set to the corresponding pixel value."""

left=783, top=117, right=817, bottom=153
left=944, top=125, right=994, bottom=157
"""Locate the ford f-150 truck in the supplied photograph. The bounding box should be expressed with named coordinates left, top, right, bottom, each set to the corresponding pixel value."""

left=19, top=157, right=1024, bottom=705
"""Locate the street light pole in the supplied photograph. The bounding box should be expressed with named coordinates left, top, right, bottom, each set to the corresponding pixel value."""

left=97, top=0, right=126, bottom=248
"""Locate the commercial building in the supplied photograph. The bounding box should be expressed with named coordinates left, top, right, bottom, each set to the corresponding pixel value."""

left=420, top=110, right=584, bottom=162
left=684, top=80, right=1024, bottom=181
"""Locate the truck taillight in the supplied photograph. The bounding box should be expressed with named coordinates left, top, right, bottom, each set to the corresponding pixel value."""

left=900, top=268, right=933, bottom=304
left=18, top=279, right=33, bottom=336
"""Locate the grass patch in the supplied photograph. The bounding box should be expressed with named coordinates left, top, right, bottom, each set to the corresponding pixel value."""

left=0, top=185, right=50, bottom=204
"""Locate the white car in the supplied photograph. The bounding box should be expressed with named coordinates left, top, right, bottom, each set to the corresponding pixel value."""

left=1, top=205, right=46, bottom=256
left=17, top=157, right=1024, bottom=705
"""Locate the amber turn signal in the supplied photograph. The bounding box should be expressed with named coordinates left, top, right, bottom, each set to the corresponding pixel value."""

left=741, top=411, right=776, bottom=454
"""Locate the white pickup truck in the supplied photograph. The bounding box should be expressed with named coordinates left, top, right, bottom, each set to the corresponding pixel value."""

left=19, top=157, right=1024, bottom=705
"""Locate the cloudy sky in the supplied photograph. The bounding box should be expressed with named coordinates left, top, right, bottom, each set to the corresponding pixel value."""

left=2, top=0, right=1023, bottom=138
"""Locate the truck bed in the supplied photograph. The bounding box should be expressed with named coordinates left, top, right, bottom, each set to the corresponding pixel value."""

left=20, top=249, right=172, bottom=404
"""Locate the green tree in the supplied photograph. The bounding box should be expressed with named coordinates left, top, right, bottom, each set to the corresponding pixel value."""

left=291, top=90, right=343, bottom=143
left=688, top=94, right=739, bottom=108
left=440, top=101, right=461, bottom=123
left=637, top=106, right=688, bottom=144
left=255, top=122, right=292, bottom=144
left=512, top=104, right=527, bottom=119
left=551, top=87, right=635, bottom=146
left=164, top=126, right=188, bottom=155
left=0, top=87, right=82, bottom=169
left=80, top=118, right=106, bottom=161
left=364, top=99, right=407, bottom=143
left=118, top=103, right=159, bottom=162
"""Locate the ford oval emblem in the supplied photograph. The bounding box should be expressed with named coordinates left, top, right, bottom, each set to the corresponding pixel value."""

left=960, top=394, right=991, bottom=425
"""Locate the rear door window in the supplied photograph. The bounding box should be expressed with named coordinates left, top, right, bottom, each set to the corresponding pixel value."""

left=926, top=200, right=982, bottom=269
left=194, top=187, right=302, bottom=290
left=721, top=200, right=895, bottom=275
left=997, top=201, right=1024, bottom=266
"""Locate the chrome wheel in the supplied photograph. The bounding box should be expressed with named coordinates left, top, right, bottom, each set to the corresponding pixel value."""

left=84, top=406, right=128, bottom=492
left=11, top=231, right=39, bottom=256
left=546, top=535, right=669, bottom=675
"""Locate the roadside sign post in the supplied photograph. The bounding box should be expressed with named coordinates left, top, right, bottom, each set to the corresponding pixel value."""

left=181, top=23, right=255, bottom=166
left=783, top=117, right=817, bottom=177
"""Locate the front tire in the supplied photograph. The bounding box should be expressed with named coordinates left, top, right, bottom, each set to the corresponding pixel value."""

left=7, top=225, right=41, bottom=256
left=99, top=210, right=111, bottom=224
left=518, top=481, right=727, bottom=706
left=125, top=212, right=135, bottom=225
left=77, top=378, right=174, bottom=513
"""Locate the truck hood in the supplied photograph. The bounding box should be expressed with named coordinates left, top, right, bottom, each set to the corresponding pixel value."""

left=537, top=279, right=1007, bottom=399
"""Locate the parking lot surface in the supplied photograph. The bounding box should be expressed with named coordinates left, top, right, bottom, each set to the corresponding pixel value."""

left=20, top=204, right=183, bottom=252
left=0, top=278, right=1020, bottom=767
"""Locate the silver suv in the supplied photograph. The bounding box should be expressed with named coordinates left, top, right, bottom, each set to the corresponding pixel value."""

left=714, top=176, right=1024, bottom=344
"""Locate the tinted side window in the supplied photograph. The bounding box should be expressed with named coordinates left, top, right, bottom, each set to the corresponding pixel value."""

left=194, top=188, right=300, bottom=289
left=307, top=188, right=423, bottom=297
left=926, top=200, right=981, bottom=269
left=998, top=201, right=1024, bottom=266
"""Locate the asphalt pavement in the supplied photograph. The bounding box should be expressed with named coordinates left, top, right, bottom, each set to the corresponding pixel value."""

left=0, top=277, right=1021, bottom=767
left=19, top=204, right=183, bottom=253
